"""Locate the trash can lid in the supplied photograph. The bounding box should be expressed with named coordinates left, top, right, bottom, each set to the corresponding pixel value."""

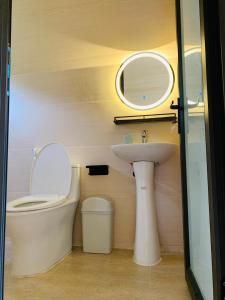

left=81, top=197, right=113, bottom=213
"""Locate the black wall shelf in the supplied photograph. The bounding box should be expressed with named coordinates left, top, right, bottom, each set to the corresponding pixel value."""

left=114, top=113, right=177, bottom=125
left=86, top=165, right=109, bottom=176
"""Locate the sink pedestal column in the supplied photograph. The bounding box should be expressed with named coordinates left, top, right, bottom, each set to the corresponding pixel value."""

left=133, top=161, right=161, bottom=266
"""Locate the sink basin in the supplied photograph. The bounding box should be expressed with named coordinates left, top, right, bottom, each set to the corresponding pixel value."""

left=111, top=143, right=176, bottom=164
left=111, top=142, right=176, bottom=267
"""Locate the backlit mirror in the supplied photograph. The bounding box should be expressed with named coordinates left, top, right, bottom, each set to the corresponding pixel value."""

left=185, top=48, right=204, bottom=107
left=116, top=52, right=174, bottom=110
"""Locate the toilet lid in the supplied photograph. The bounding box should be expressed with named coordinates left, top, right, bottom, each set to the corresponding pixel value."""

left=30, top=143, right=72, bottom=197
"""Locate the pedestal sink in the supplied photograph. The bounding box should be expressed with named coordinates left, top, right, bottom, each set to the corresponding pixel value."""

left=111, top=143, right=176, bottom=266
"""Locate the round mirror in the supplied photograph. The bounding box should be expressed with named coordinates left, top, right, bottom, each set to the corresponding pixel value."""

left=184, top=48, right=203, bottom=107
left=116, top=52, right=174, bottom=110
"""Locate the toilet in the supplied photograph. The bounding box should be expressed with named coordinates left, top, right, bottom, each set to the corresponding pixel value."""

left=6, top=143, right=80, bottom=277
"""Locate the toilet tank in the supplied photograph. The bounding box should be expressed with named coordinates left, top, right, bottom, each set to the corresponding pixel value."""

left=68, top=164, right=80, bottom=201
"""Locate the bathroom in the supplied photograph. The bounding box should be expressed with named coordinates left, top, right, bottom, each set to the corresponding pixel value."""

left=1, top=0, right=220, bottom=299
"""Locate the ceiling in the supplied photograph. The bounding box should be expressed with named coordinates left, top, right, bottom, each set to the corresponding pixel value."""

left=11, top=0, right=176, bottom=74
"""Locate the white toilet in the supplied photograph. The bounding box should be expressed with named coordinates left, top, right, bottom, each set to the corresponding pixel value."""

left=6, top=143, right=80, bottom=277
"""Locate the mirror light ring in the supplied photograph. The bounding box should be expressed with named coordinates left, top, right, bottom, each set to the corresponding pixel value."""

left=184, top=47, right=201, bottom=57
left=116, top=52, right=175, bottom=111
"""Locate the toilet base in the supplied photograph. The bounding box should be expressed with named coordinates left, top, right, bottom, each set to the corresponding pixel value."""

left=7, top=199, right=78, bottom=277
left=14, top=250, right=72, bottom=278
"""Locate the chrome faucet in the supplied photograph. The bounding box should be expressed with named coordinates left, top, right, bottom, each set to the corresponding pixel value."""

left=141, top=130, right=148, bottom=143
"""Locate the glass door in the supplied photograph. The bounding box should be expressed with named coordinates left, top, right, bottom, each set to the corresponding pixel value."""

left=174, top=0, right=225, bottom=299
left=181, top=1, right=214, bottom=299
left=179, top=1, right=213, bottom=299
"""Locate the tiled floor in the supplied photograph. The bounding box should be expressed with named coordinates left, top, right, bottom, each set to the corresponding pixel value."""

left=5, top=248, right=191, bottom=300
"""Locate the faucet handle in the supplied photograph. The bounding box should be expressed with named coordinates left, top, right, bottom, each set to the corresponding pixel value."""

left=141, top=129, right=149, bottom=143
left=142, top=129, right=148, bottom=136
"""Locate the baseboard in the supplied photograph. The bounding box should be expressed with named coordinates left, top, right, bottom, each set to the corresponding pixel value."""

left=73, top=242, right=184, bottom=254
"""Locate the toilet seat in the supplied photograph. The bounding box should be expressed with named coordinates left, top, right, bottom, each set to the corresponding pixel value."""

left=7, top=143, right=72, bottom=213
left=7, top=194, right=67, bottom=212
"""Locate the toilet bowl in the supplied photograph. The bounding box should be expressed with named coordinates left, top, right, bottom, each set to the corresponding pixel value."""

left=6, top=143, right=80, bottom=277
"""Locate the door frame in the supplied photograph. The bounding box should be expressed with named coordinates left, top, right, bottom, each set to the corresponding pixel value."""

left=0, top=1, right=11, bottom=299
left=176, top=0, right=225, bottom=299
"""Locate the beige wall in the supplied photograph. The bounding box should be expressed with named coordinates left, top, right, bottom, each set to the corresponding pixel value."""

left=8, top=0, right=183, bottom=252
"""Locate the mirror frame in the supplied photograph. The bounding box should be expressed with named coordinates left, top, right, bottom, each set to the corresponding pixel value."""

left=115, top=52, right=175, bottom=110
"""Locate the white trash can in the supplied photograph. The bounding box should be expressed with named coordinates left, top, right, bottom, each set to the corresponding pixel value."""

left=81, top=197, right=113, bottom=254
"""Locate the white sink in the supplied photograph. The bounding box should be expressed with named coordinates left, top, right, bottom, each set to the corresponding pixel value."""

left=111, top=143, right=176, bottom=164
left=111, top=142, right=176, bottom=267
